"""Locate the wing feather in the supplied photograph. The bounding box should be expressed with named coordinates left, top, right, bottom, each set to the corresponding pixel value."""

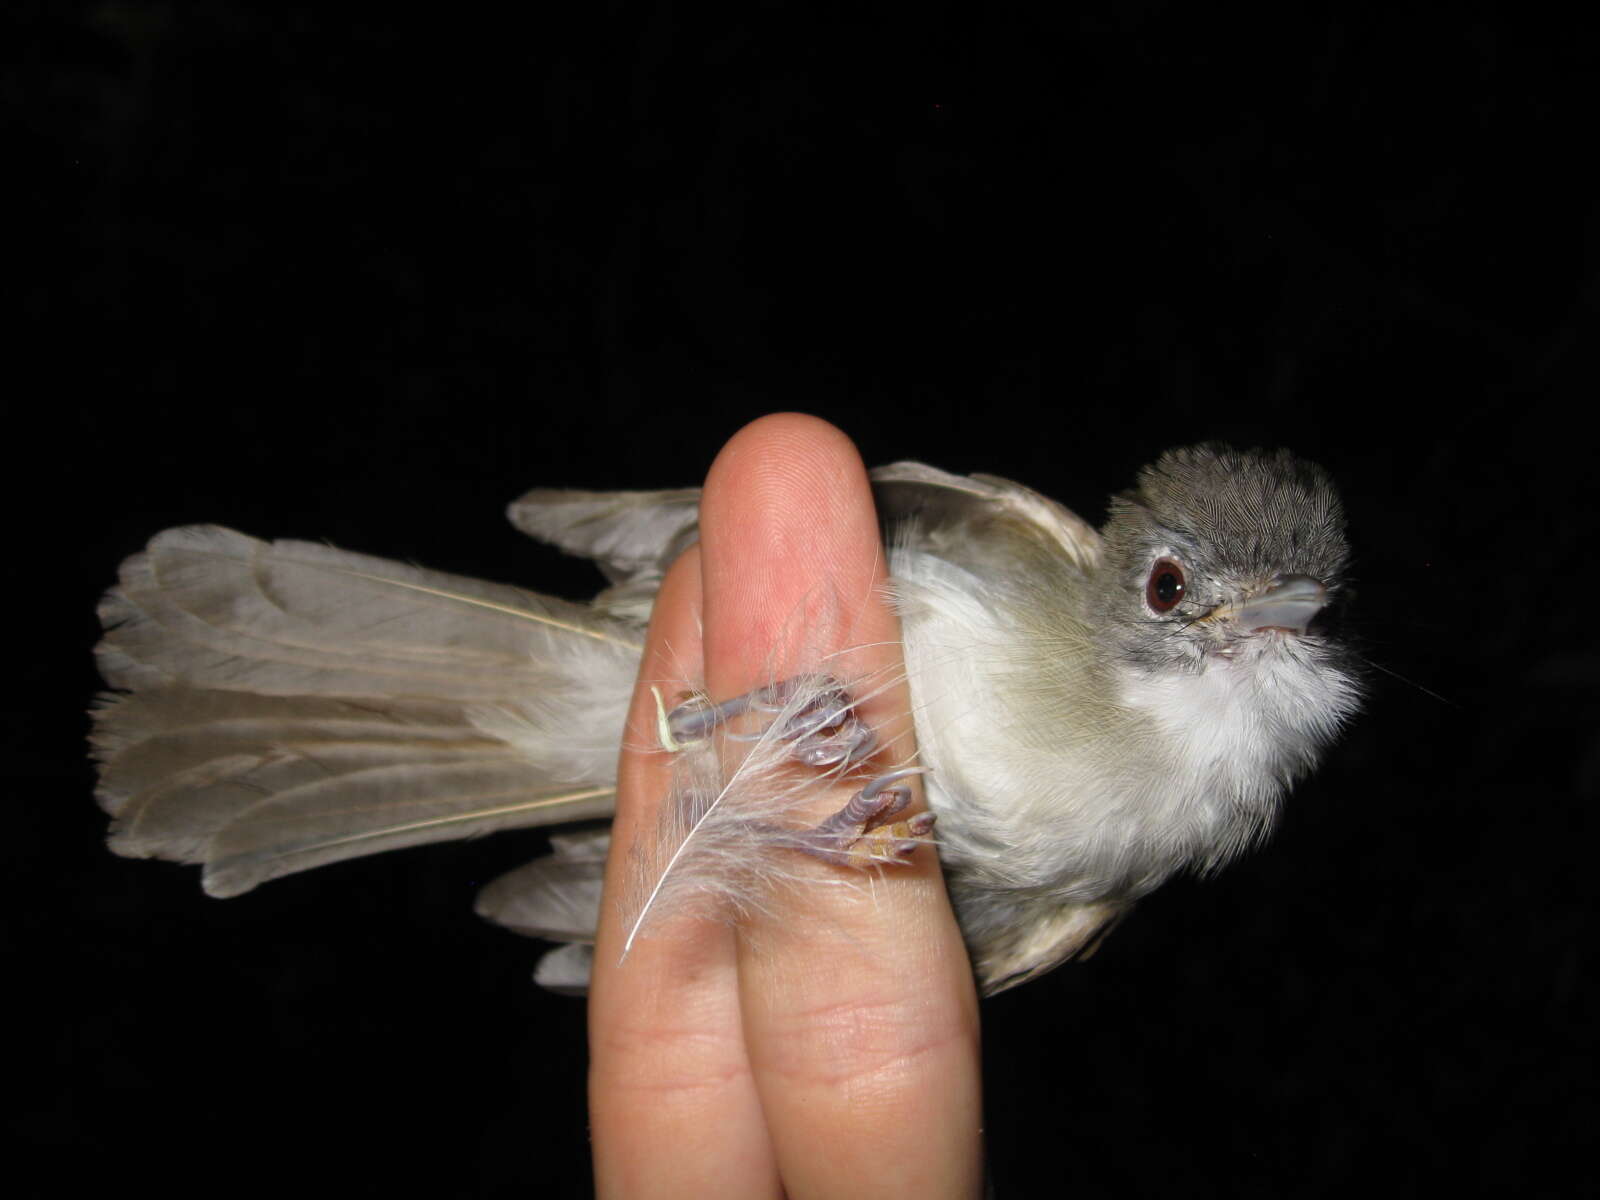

left=505, top=487, right=701, bottom=583
left=869, top=461, right=1103, bottom=570
left=475, top=829, right=609, bottom=942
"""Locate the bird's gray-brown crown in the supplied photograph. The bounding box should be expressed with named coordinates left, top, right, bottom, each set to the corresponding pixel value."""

left=1108, top=444, right=1348, bottom=581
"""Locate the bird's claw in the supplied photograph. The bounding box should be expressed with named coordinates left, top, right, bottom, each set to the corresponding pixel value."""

left=796, top=767, right=935, bottom=868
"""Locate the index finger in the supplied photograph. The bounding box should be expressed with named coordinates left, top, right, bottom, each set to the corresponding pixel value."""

left=699, top=414, right=984, bottom=1197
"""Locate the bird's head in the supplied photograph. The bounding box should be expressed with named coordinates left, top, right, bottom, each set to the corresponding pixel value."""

left=1095, top=444, right=1353, bottom=678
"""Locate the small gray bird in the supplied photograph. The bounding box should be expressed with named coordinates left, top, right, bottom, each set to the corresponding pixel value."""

left=91, top=444, right=1359, bottom=995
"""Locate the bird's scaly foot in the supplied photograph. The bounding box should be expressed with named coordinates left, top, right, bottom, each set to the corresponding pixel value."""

left=656, top=676, right=933, bottom=867
left=795, top=768, right=936, bottom=868
left=656, top=674, right=877, bottom=766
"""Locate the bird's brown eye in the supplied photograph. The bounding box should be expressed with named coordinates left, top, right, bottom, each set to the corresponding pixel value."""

left=1146, top=559, right=1187, bottom=612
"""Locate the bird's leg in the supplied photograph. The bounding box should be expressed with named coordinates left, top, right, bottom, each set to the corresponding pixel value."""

left=658, top=674, right=877, bottom=766
left=658, top=677, right=935, bottom=867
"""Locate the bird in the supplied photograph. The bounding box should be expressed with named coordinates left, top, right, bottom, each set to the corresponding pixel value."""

left=89, top=442, right=1360, bottom=996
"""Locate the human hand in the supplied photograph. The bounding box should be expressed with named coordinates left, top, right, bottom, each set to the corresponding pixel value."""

left=587, top=414, right=983, bottom=1197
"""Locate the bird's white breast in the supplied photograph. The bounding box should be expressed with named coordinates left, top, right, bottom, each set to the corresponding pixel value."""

left=891, top=548, right=1352, bottom=900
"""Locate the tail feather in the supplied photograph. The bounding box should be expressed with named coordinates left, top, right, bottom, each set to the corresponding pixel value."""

left=98, top=525, right=645, bottom=699
left=91, top=525, right=640, bottom=896
left=203, top=769, right=615, bottom=899
left=93, top=689, right=489, bottom=802
left=95, top=690, right=508, bottom=860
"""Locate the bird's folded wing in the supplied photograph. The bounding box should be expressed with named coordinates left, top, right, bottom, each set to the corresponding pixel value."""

left=507, top=464, right=1102, bottom=587
left=475, top=829, right=608, bottom=942
left=92, top=525, right=638, bottom=895
left=505, top=486, right=702, bottom=583
left=474, top=811, right=610, bottom=996
left=869, top=461, right=1103, bottom=570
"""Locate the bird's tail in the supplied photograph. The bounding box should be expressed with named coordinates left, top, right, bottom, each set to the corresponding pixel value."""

left=91, top=524, right=645, bottom=900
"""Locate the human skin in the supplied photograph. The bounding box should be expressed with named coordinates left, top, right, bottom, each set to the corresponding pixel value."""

left=587, top=413, right=984, bottom=1198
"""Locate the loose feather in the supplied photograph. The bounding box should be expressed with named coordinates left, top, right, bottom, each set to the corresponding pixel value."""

left=617, top=663, right=926, bottom=959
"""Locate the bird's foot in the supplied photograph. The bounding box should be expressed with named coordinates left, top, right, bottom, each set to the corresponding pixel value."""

left=655, top=674, right=877, bottom=767
left=792, top=768, right=935, bottom=868
left=655, top=677, right=934, bottom=868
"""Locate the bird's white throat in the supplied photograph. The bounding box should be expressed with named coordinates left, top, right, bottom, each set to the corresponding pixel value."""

left=1116, top=636, right=1358, bottom=857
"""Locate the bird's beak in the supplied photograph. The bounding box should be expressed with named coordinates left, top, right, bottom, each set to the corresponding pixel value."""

left=1223, top=574, right=1328, bottom=635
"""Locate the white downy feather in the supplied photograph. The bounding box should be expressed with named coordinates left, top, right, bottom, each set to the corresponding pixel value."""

left=617, top=664, right=926, bottom=959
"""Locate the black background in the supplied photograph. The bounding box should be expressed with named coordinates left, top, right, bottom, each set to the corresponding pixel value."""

left=11, top=3, right=1594, bottom=1196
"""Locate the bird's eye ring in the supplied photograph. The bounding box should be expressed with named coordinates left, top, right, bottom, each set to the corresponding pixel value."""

left=1145, top=558, right=1187, bottom=613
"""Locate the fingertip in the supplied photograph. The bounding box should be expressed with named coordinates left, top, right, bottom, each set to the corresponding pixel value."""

left=702, top=414, right=876, bottom=565
left=708, top=412, right=865, bottom=494
left=699, top=414, right=884, bottom=679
